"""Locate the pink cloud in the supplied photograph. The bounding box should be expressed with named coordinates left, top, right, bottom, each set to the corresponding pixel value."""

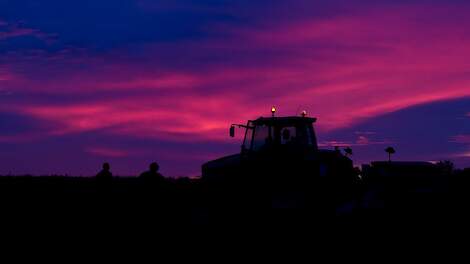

left=355, top=131, right=376, bottom=135
left=0, top=27, right=35, bottom=39
left=451, top=135, right=470, bottom=144
left=85, top=147, right=130, bottom=158
left=0, top=134, right=41, bottom=143
left=356, top=136, right=370, bottom=145
left=318, top=141, right=351, bottom=148
left=2, top=3, right=470, bottom=146
left=16, top=93, right=250, bottom=141
left=0, top=67, right=15, bottom=82
left=319, top=136, right=391, bottom=148
left=0, top=21, right=55, bottom=42
left=454, top=152, right=470, bottom=158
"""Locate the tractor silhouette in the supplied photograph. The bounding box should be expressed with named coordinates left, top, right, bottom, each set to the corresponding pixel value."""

left=202, top=110, right=358, bottom=209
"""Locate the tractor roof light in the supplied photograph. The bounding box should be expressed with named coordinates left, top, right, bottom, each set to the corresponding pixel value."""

left=301, top=110, right=307, bottom=117
left=271, top=106, right=276, bottom=117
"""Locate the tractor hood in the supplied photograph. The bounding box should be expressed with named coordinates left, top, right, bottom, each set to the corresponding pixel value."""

left=202, top=154, right=241, bottom=171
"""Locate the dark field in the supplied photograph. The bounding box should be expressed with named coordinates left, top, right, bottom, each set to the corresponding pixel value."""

left=0, top=168, right=470, bottom=228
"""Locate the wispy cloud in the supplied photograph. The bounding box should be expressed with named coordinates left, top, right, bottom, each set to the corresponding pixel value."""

left=0, top=20, right=55, bottom=42
left=11, top=5, right=470, bottom=129
left=453, top=151, right=470, bottom=158
left=451, top=135, right=470, bottom=144
left=319, top=135, right=392, bottom=148
left=2, top=1, right=470, bottom=174
left=0, top=68, right=13, bottom=81
left=84, top=147, right=130, bottom=158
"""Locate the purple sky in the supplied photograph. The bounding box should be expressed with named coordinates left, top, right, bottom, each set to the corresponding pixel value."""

left=0, top=0, right=469, bottom=176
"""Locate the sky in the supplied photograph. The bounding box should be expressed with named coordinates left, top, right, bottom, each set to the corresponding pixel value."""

left=0, top=0, right=469, bottom=176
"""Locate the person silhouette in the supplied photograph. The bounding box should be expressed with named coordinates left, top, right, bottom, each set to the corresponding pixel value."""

left=139, top=162, right=164, bottom=182
left=96, top=162, right=113, bottom=180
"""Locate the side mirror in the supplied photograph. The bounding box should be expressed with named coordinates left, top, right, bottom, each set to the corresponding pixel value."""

left=230, top=126, right=235, bottom=137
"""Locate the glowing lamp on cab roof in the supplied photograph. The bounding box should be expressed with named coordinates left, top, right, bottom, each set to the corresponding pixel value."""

left=271, top=106, right=276, bottom=117
left=301, top=110, right=307, bottom=117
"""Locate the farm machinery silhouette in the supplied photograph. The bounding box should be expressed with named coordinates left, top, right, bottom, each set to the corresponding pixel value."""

left=202, top=108, right=358, bottom=208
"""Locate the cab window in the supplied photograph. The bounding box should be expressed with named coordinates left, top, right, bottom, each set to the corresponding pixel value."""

left=252, top=124, right=272, bottom=151
left=280, top=126, right=296, bottom=145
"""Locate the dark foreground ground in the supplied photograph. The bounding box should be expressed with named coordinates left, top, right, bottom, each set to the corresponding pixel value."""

left=0, top=171, right=467, bottom=257
left=1, top=169, right=470, bottom=228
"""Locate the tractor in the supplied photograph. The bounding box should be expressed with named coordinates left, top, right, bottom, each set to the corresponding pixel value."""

left=201, top=108, right=358, bottom=209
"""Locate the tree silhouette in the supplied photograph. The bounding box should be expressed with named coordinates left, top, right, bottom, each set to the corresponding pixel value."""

left=437, top=160, right=454, bottom=175
left=385, top=147, right=396, bottom=162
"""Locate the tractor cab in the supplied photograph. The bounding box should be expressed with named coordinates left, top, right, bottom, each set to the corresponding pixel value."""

left=231, top=115, right=318, bottom=156
left=202, top=109, right=327, bottom=181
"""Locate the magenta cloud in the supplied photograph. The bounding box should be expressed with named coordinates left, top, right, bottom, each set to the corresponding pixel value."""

left=1, top=2, right=470, bottom=175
